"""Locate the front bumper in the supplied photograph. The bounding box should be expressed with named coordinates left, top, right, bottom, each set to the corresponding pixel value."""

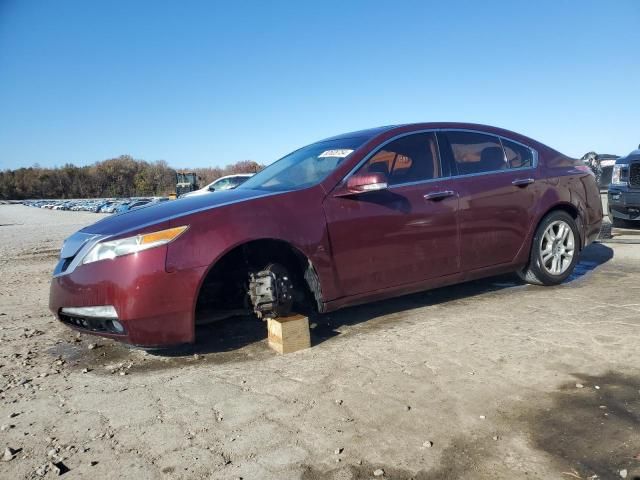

left=608, top=188, right=640, bottom=221
left=49, top=246, right=207, bottom=347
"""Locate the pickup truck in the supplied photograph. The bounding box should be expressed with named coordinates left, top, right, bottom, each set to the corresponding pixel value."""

left=608, top=146, right=640, bottom=227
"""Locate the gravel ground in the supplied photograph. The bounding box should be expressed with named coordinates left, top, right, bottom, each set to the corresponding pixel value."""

left=0, top=204, right=639, bottom=480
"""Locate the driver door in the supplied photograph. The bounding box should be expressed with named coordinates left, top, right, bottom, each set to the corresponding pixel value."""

left=323, top=132, right=460, bottom=297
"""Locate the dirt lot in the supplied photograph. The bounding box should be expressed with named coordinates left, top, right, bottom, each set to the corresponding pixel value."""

left=1, top=204, right=639, bottom=480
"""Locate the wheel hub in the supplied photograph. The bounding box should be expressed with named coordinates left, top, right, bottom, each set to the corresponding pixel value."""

left=248, top=264, right=294, bottom=319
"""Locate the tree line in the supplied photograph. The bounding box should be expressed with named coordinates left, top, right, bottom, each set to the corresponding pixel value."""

left=0, top=156, right=264, bottom=200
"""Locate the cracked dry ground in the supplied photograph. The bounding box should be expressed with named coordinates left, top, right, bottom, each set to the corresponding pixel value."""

left=1, top=204, right=639, bottom=480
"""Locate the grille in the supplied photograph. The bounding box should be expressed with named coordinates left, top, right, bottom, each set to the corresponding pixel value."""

left=631, top=163, right=640, bottom=187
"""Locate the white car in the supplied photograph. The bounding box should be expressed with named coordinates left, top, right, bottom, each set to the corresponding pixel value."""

left=181, top=174, right=253, bottom=198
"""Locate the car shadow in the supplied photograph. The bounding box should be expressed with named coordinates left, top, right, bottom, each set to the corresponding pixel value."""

left=157, top=242, right=614, bottom=357
left=567, top=241, right=614, bottom=280
left=309, top=242, right=613, bottom=345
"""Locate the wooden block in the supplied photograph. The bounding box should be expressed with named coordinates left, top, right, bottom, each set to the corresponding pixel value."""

left=267, top=314, right=311, bottom=354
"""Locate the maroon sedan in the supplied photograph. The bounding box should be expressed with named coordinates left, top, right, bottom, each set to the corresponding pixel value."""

left=50, top=123, right=603, bottom=347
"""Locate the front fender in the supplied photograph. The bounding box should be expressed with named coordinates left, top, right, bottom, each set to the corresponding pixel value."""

left=164, top=186, right=340, bottom=302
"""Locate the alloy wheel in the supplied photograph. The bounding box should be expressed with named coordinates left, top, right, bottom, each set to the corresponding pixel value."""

left=539, top=220, right=575, bottom=275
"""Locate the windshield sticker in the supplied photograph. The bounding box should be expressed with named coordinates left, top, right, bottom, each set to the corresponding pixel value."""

left=318, top=149, right=354, bottom=158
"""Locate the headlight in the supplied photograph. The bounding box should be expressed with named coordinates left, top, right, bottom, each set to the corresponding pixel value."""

left=611, top=164, right=629, bottom=186
left=82, top=225, right=188, bottom=265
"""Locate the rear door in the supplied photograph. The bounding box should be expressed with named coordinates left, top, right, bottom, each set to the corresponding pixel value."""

left=437, top=130, right=540, bottom=271
left=323, top=131, right=460, bottom=297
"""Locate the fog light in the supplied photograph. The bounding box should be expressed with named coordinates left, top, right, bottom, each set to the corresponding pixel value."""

left=108, top=320, right=125, bottom=334
left=61, top=306, right=118, bottom=319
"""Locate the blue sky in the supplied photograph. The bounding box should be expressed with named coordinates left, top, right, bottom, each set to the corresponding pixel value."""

left=0, top=0, right=638, bottom=169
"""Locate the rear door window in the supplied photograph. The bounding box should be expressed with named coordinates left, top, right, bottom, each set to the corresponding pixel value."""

left=501, top=138, right=535, bottom=168
left=361, top=132, right=441, bottom=185
left=439, top=131, right=507, bottom=176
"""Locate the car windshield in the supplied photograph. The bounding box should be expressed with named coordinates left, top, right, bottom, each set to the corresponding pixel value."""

left=211, top=176, right=249, bottom=191
left=239, top=136, right=367, bottom=192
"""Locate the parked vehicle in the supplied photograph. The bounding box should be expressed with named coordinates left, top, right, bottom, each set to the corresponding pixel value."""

left=581, top=152, right=619, bottom=191
left=49, top=123, right=603, bottom=348
left=115, top=199, right=152, bottom=214
left=21, top=197, right=167, bottom=214
left=180, top=174, right=253, bottom=198
left=175, top=171, right=199, bottom=198
left=608, top=146, right=640, bottom=227
left=94, top=201, right=113, bottom=213
left=101, top=202, right=126, bottom=214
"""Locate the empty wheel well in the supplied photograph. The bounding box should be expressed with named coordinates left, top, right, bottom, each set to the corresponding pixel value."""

left=195, top=239, right=320, bottom=321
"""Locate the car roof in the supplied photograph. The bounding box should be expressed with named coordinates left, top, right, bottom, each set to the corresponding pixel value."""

left=319, top=125, right=399, bottom=142
left=318, top=122, right=543, bottom=146
left=201, top=174, right=253, bottom=189
left=214, top=174, right=254, bottom=180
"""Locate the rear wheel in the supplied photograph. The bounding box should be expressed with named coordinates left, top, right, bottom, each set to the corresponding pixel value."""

left=518, top=211, right=580, bottom=286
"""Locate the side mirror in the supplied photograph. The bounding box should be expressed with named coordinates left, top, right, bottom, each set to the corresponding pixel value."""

left=208, top=186, right=216, bottom=192
left=346, top=171, right=389, bottom=194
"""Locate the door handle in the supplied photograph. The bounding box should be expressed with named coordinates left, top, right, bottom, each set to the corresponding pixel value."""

left=512, top=178, right=535, bottom=187
left=424, top=190, right=455, bottom=201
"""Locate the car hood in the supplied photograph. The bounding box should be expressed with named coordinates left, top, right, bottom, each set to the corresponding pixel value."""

left=80, top=188, right=278, bottom=236
left=616, top=153, right=640, bottom=165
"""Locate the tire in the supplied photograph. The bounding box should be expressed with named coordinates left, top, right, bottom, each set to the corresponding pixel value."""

left=518, top=211, right=580, bottom=286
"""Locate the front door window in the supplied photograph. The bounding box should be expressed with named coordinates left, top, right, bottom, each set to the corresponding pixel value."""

left=359, top=132, right=441, bottom=185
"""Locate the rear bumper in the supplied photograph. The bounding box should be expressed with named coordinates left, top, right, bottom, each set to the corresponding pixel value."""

left=49, top=247, right=207, bottom=347
left=608, top=188, right=640, bottom=221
